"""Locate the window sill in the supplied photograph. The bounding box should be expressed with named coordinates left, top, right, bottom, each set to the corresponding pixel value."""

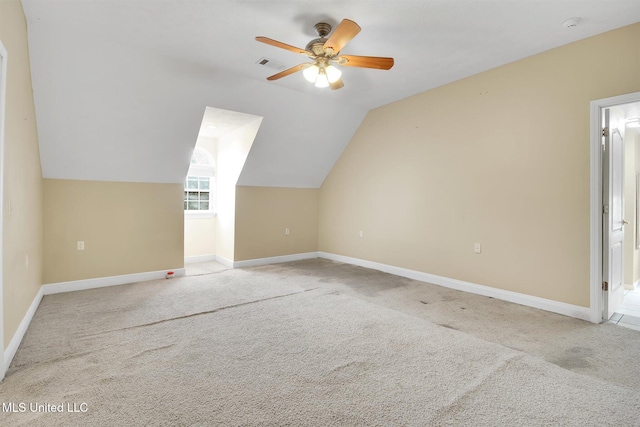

left=184, top=211, right=217, bottom=219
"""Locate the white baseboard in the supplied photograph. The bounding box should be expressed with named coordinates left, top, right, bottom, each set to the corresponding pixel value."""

left=184, top=254, right=217, bottom=264
left=233, top=252, right=318, bottom=268
left=215, top=255, right=234, bottom=268
left=4, top=287, right=44, bottom=373
left=317, top=252, right=592, bottom=322
left=42, top=268, right=186, bottom=295
left=211, top=253, right=317, bottom=268
left=220, top=250, right=591, bottom=321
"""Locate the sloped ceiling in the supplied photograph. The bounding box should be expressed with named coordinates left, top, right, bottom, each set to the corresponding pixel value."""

left=21, top=0, right=640, bottom=187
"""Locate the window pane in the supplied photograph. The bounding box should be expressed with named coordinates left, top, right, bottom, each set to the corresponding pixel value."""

left=184, top=177, right=214, bottom=211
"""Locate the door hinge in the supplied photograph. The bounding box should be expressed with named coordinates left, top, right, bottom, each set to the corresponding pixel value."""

left=602, top=127, right=609, bottom=137
left=602, top=281, right=609, bottom=291
left=603, top=205, right=609, bottom=214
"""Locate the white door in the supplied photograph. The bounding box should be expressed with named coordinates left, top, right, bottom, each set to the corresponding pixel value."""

left=602, top=108, right=626, bottom=320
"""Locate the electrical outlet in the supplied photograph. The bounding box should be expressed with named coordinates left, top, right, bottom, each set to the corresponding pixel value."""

left=77, top=241, right=85, bottom=251
left=474, top=243, right=481, bottom=254
left=285, top=228, right=290, bottom=235
left=359, top=230, right=364, bottom=238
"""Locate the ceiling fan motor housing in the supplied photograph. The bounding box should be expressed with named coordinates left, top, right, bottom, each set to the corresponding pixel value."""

left=306, top=38, right=328, bottom=56
left=306, top=22, right=333, bottom=56
left=314, top=22, right=331, bottom=37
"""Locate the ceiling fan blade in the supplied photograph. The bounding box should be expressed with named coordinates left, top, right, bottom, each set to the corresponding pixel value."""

left=337, top=55, right=394, bottom=70
left=266, top=63, right=307, bottom=81
left=255, top=36, right=314, bottom=57
left=323, top=19, right=361, bottom=55
left=330, top=78, right=344, bottom=90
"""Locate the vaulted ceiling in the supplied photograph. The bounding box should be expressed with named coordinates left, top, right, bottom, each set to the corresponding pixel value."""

left=21, top=1, right=640, bottom=187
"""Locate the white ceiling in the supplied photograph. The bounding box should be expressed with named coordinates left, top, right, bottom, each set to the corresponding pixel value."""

left=21, top=1, right=640, bottom=187
left=197, top=107, right=260, bottom=141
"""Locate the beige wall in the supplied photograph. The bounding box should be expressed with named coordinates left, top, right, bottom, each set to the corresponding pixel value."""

left=319, top=23, right=640, bottom=308
left=185, top=217, right=216, bottom=258
left=43, top=179, right=183, bottom=283
left=1, top=1, right=43, bottom=348
left=235, top=186, right=318, bottom=261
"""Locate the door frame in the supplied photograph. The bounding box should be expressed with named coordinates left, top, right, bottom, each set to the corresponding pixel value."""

left=590, top=91, right=640, bottom=323
left=0, top=40, right=7, bottom=380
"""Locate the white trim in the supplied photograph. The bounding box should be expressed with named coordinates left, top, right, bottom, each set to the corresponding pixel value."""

left=215, top=255, right=234, bottom=268
left=318, top=252, right=592, bottom=322
left=184, top=211, right=216, bottom=219
left=590, top=99, right=604, bottom=323
left=590, top=92, right=640, bottom=324
left=42, top=268, right=186, bottom=295
left=184, top=254, right=217, bottom=264
left=221, top=250, right=592, bottom=320
left=0, top=40, right=8, bottom=380
left=233, top=252, right=317, bottom=268
left=4, top=288, right=43, bottom=373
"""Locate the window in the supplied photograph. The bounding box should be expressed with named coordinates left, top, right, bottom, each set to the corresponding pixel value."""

left=184, top=176, right=211, bottom=211
left=185, top=147, right=215, bottom=215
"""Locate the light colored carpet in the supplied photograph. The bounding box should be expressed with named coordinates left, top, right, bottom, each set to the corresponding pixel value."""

left=258, top=259, right=640, bottom=389
left=184, top=261, right=229, bottom=277
left=2, top=259, right=639, bottom=426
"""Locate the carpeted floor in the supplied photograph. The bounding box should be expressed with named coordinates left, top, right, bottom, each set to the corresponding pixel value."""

left=1, top=259, right=639, bottom=426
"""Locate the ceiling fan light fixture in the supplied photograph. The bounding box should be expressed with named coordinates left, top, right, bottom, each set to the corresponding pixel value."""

left=315, top=72, right=329, bottom=88
left=325, top=65, right=342, bottom=83
left=303, top=64, right=319, bottom=83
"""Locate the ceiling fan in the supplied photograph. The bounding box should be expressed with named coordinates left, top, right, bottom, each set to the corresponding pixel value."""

left=256, top=19, right=394, bottom=90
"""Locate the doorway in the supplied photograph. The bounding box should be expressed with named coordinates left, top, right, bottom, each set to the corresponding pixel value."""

left=591, top=92, right=640, bottom=325
left=611, top=101, right=640, bottom=329
left=0, top=40, right=7, bottom=379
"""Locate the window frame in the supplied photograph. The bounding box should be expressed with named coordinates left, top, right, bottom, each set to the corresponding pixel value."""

left=184, top=147, right=216, bottom=218
left=184, top=175, right=214, bottom=215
